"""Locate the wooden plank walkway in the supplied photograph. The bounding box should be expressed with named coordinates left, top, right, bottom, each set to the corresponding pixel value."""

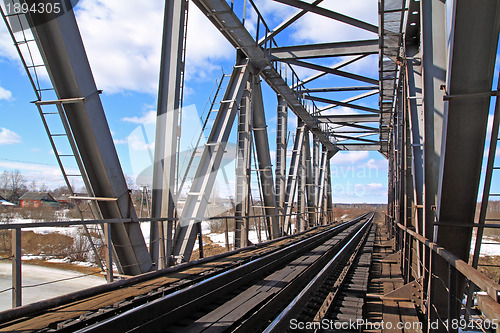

left=364, top=218, right=422, bottom=333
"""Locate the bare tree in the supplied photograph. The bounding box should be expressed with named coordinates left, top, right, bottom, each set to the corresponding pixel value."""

left=1, top=170, right=27, bottom=202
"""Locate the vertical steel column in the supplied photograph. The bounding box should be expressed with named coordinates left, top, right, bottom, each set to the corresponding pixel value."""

left=252, top=76, right=280, bottom=239
left=312, top=137, right=320, bottom=225
left=434, top=0, right=500, bottom=321
left=283, top=123, right=305, bottom=234
left=326, top=161, right=333, bottom=223
left=234, top=78, right=253, bottom=249
left=406, top=44, right=424, bottom=277
left=316, top=148, right=328, bottom=225
left=421, top=0, right=446, bottom=258
left=11, top=229, right=21, bottom=308
left=25, top=3, right=151, bottom=275
left=403, top=85, right=415, bottom=282
left=421, top=0, right=447, bottom=317
left=297, top=121, right=307, bottom=232
left=151, top=0, right=188, bottom=269
left=304, top=130, right=316, bottom=227
left=275, top=95, right=288, bottom=233
left=172, top=57, right=249, bottom=263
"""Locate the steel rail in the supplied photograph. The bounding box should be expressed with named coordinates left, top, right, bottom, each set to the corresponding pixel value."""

left=0, top=220, right=337, bottom=328
left=74, top=215, right=370, bottom=332
left=262, top=213, right=373, bottom=332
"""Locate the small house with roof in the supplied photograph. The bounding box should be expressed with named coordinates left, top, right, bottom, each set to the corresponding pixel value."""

left=19, top=192, right=59, bottom=208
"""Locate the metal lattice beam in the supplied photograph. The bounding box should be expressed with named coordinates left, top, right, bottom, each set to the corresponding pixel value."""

left=268, top=40, right=379, bottom=60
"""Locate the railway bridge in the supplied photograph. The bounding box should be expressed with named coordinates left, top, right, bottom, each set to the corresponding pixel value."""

left=0, top=0, right=499, bottom=331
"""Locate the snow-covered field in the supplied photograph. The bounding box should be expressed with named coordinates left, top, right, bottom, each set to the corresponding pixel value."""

left=0, top=262, right=105, bottom=312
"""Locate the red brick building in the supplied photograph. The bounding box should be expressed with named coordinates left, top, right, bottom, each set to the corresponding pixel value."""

left=19, top=192, right=59, bottom=208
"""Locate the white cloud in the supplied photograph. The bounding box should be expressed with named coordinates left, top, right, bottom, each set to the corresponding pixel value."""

left=0, top=86, right=13, bottom=101
left=122, top=110, right=157, bottom=124
left=0, top=22, right=18, bottom=60
left=331, top=151, right=369, bottom=164
left=74, top=0, right=232, bottom=94
left=364, top=183, right=384, bottom=191
left=0, top=160, right=79, bottom=189
left=0, top=128, right=21, bottom=145
left=128, top=133, right=155, bottom=151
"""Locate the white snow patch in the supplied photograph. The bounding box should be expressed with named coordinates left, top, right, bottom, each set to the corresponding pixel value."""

left=470, top=236, right=500, bottom=257
left=0, top=262, right=105, bottom=311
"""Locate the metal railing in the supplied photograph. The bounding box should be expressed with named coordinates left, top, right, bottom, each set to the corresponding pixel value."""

left=387, top=215, right=500, bottom=332
left=0, top=208, right=336, bottom=309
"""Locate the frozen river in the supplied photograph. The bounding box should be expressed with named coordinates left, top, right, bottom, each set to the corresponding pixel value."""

left=0, top=262, right=105, bottom=312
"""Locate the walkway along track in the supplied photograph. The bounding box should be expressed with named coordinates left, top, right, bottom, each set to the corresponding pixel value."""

left=0, top=213, right=372, bottom=332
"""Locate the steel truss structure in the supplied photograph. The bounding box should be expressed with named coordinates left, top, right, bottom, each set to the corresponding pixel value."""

left=3, top=0, right=500, bottom=328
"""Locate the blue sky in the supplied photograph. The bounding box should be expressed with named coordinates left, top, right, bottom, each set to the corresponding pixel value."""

left=0, top=0, right=395, bottom=204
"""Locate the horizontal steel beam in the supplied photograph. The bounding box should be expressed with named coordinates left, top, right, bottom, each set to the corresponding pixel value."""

left=334, top=143, right=381, bottom=151
left=331, top=133, right=378, bottom=144
left=304, top=95, right=379, bottom=113
left=269, top=40, right=379, bottom=60
left=292, top=55, right=369, bottom=88
left=318, top=90, right=379, bottom=112
left=302, top=86, right=379, bottom=93
left=332, top=122, right=381, bottom=132
left=286, top=59, right=378, bottom=85
left=272, top=0, right=378, bottom=34
left=317, top=114, right=379, bottom=123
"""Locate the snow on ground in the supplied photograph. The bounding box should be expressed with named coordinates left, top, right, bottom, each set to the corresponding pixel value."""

left=0, top=262, right=105, bottom=312
left=470, top=235, right=500, bottom=257
left=205, top=229, right=266, bottom=248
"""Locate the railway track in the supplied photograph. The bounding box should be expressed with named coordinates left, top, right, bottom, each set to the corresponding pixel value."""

left=0, top=213, right=374, bottom=332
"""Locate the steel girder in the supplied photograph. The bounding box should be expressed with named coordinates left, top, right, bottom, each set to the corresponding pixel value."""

left=303, top=86, right=379, bottom=93
left=405, top=45, right=424, bottom=277
left=434, top=0, right=500, bottom=319
left=318, top=90, right=379, bottom=112
left=283, top=123, right=306, bottom=235
left=172, top=57, right=250, bottom=263
left=304, top=130, right=316, bottom=228
left=276, top=95, right=288, bottom=232
left=25, top=6, right=151, bottom=275
left=312, top=137, right=320, bottom=225
left=287, top=59, right=378, bottom=86
left=297, top=121, right=307, bottom=232
left=316, top=114, right=379, bottom=123
left=234, top=79, right=253, bottom=249
left=291, top=55, right=371, bottom=88
left=151, top=0, right=188, bottom=269
left=252, top=77, right=280, bottom=239
left=421, top=0, right=446, bottom=244
left=268, top=40, right=379, bottom=60
left=315, top=148, right=328, bottom=224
